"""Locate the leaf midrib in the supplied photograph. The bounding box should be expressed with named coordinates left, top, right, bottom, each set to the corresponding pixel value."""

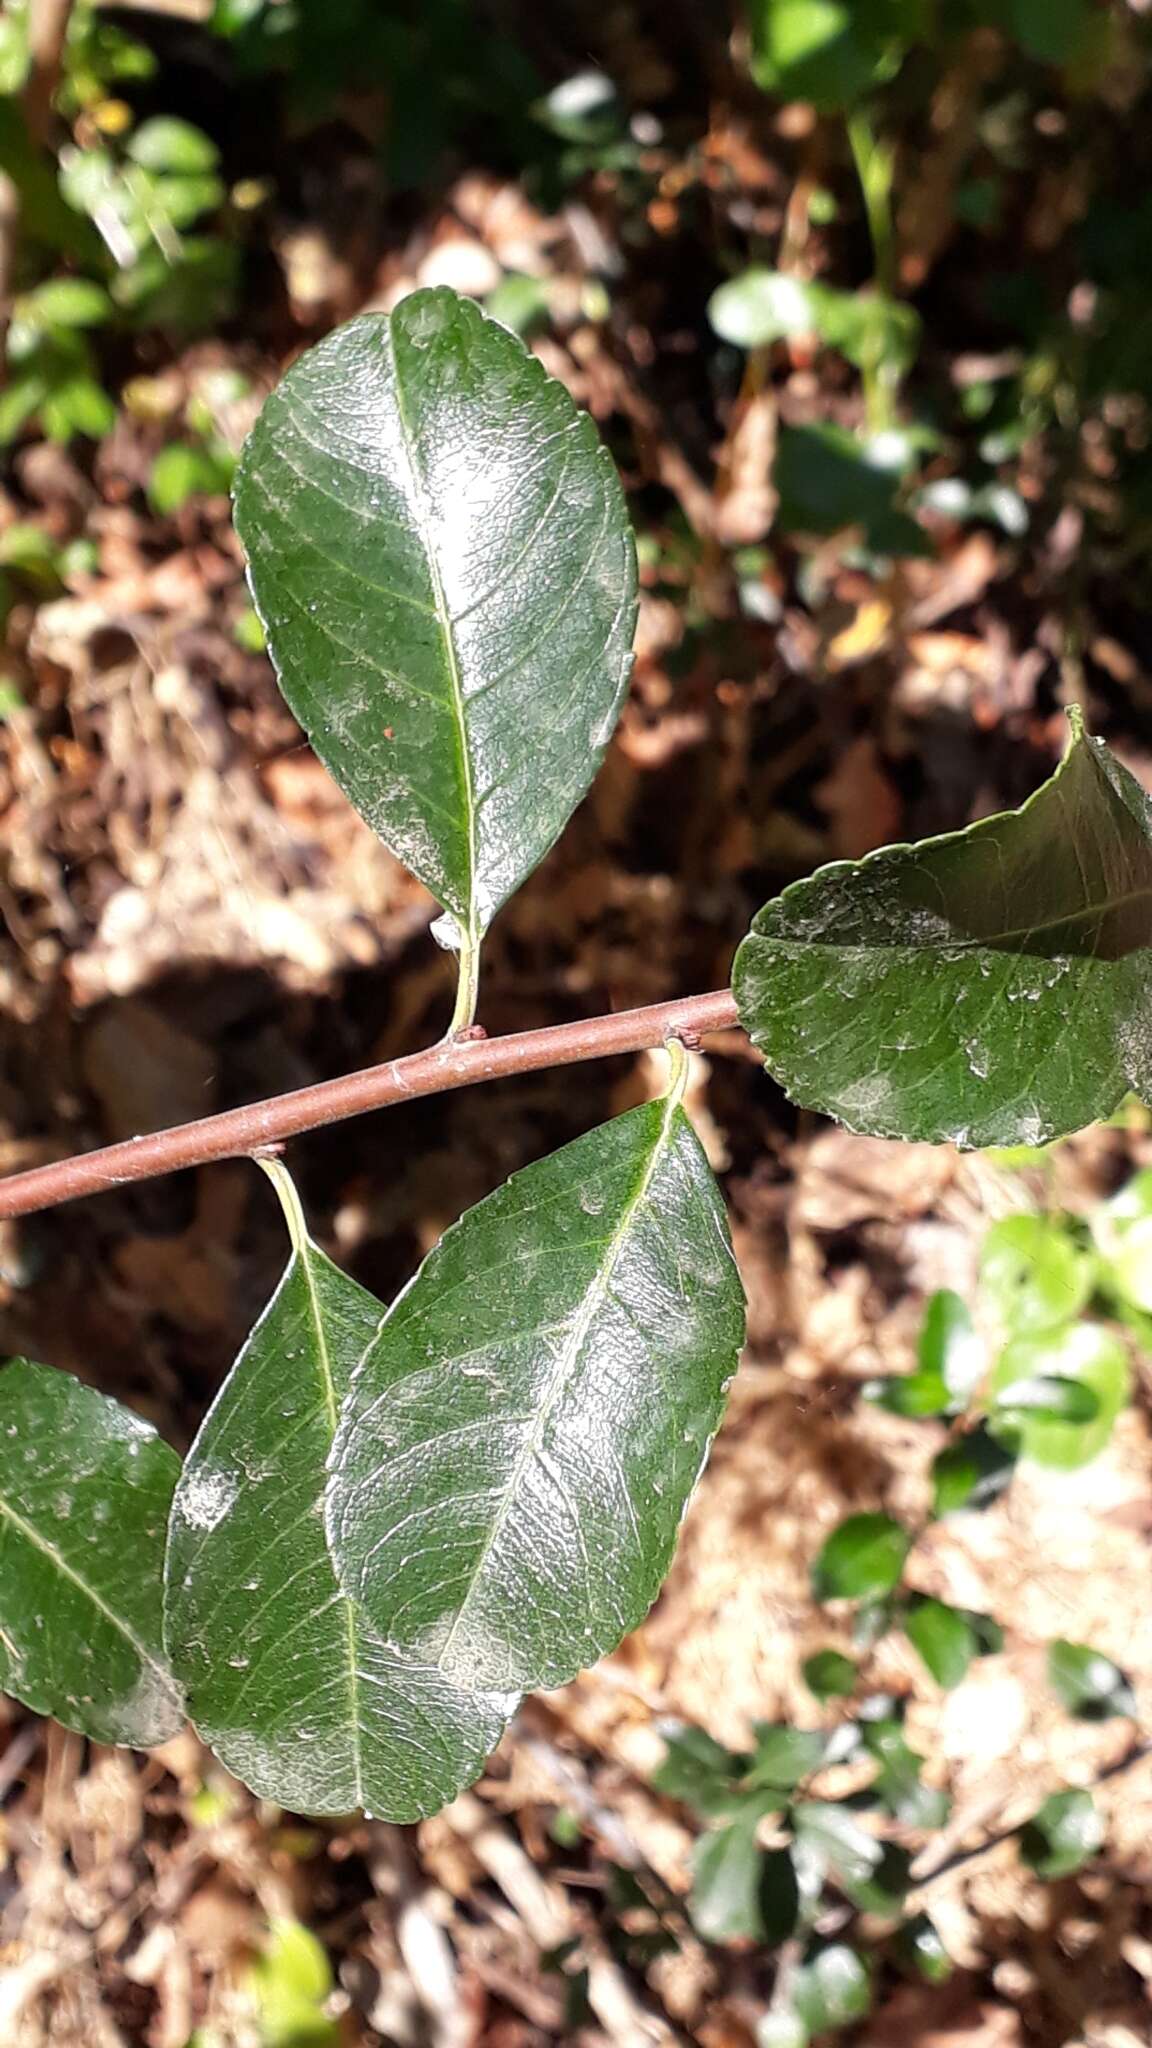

left=0, top=1484, right=173, bottom=1692
left=435, top=1096, right=678, bottom=1680
left=298, top=1242, right=367, bottom=1812
left=387, top=322, right=479, bottom=939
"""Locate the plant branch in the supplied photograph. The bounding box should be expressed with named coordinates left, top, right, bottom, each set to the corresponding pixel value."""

left=0, top=988, right=742, bottom=1220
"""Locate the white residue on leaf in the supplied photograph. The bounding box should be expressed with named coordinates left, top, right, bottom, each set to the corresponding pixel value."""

left=178, top=1468, right=238, bottom=1532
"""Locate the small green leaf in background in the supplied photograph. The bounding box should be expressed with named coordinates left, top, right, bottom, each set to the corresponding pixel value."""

left=149, top=442, right=233, bottom=516
left=839, top=1840, right=913, bottom=1915
left=127, top=115, right=221, bottom=175
left=235, top=288, right=637, bottom=971
left=248, top=1918, right=338, bottom=2048
left=734, top=717, right=1152, bottom=1149
left=747, top=1723, right=828, bottom=1792
left=868, top=1288, right=983, bottom=1418
left=989, top=1323, right=1130, bottom=1469
left=802, top=1648, right=857, bottom=1699
left=709, top=269, right=823, bottom=350
left=757, top=2012, right=809, bottom=2048
left=932, top=1423, right=1017, bottom=1515
left=792, top=1801, right=881, bottom=1887
left=0, top=1358, right=183, bottom=1747
left=1047, top=1640, right=1136, bottom=1720
left=1093, top=1168, right=1152, bottom=1313
left=772, top=420, right=927, bottom=555
left=328, top=1073, right=744, bottom=1694
left=164, top=1160, right=516, bottom=1820
left=1019, top=1787, right=1103, bottom=1879
left=792, top=1943, right=873, bottom=2033
left=748, top=0, right=919, bottom=110
left=990, top=1374, right=1099, bottom=1424
left=981, top=1214, right=1094, bottom=1335
left=861, top=1716, right=950, bottom=1829
left=691, top=1822, right=799, bottom=1945
left=654, top=1724, right=747, bottom=1817
left=812, top=1512, right=911, bottom=1602
left=905, top=1597, right=979, bottom=1689
left=894, top=1911, right=954, bottom=1984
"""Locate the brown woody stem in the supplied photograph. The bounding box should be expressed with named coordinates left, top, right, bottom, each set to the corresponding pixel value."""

left=0, top=989, right=742, bottom=1220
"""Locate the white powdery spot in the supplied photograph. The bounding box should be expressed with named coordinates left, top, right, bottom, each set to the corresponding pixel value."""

left=178, top=1468, right=238, bottom=1532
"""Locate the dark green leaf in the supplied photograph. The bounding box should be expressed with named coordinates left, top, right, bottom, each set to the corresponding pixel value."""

left=812, top=1513, right=911, bottom=1603
left=747, top=1724, right=827, bottom=1791
left=904, top=1598, right=978, bottom=1689
left=932, top=1424, right=1017, bottom=1516
left=164, top=1162, right=516, bottom=1819
left=1019, top=1787, right=1103, bottom=1879
left=654, top=1724, right=747, bottom=1817
left=691, top=1818, right=798, bottom=1944
left=894, top=1912, right=953, bottom=1985
left=981, top=1215, right=1094, bottom=1335
left=773, top=421, right=927, bottom=555
left=235, top=289, right=637, bottom=962
left=733, top=717, right=1152, bottom=1148
left=791, top=1802, right=881, bottom=1886
left=1047, top=1641, right=1136, bottom=1721
left=839, top=1841, right=912, bottom=1915
left=989, top=1325, right=1130, bottom=1469
left=327, top=1073, right=745, bottom=1693
left=802, top=1649, right=857, bottom=1700
left=0, top=1358, right=183, bottom=1746
left=792, top=1944, right=872, bottom=2032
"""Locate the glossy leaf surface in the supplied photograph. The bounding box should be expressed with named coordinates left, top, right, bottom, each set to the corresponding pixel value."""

left=164, top=1164, right=516, bottom=1819
left=327, top=1081, right=745, bottom=1693
left=0, top=1358, right=183, bottom=1746
left=734, top=719, right=1152, bottom=1147
left=1047, top=1640, right=1136, bottom=1720
left=235, top=287, right=637, bottom=953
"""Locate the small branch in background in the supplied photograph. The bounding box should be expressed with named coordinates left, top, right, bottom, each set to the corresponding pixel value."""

left=22, top=0, right=76, bottom=147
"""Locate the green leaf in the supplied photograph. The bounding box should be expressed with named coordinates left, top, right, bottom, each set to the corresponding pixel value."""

left=0, top=1358, right=183, bottom=1747
left=981, top=1215, right=1094, bottom=1335
left=654, top=1724, right=748, bottom=1817
left=149, top=443, right=225, bottom=516
left=791, top=1801, right=881, bottom=1886
left=691, top=1819, right=798, bottom=1944
left=164, top=1162, right=516, bottom=1820
left=234, top=288, right=637, bottom=964
left=1019, top=1787, right=1103, bottom=1879
left=861, top=1718, right=950, bottom=1829
left=811, top=1513, right=910, bottom=1602
left=21, top=277, right=112, bottom=329
left=904, top=1597, right=979, bottom=1689
left=990, top=1374, right=1100, bottom=1425
left=920, top=1289, right=984, bottom=1405
left=894, top=1912, right=953, bottom=1985
left=989, top=1323, right=1130, bottom=1469
left=249, top=1918, right=339, bottom=2048
left=792, top=1943, right=872, bottom=2032
left=802, top=1648, right=857, bottom=1699
left=932, top=1423, right=1017, bottom=1515
left=838, top=1840, right=912, bottom=1915
left=128, top=116, right=221, bottom=174
left=1047, top=1640, right=1136, bottom=1720
left=709, top=269, right=825, bottom=350
left=326, top=1067, right=745, bottom=1693
left=733, top=717, right=1152, bottom=1148
left=747, top=1724, right=827, bottom=1791
left=773, top=421, right=927, bottom=555
left=868, top=1287, right=983, bottom=1419
left=748, top=0, right=916, bottom=109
